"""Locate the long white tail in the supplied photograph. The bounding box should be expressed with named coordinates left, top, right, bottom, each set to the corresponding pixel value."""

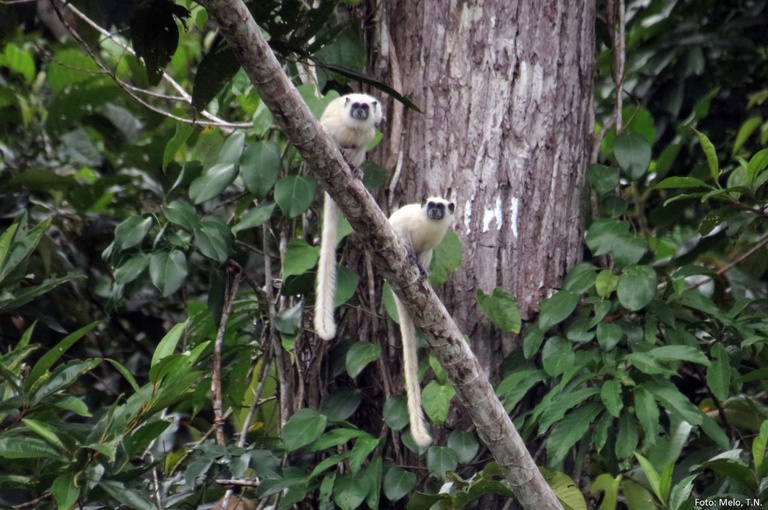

left=394, top=295, right=432, bottom=448
left=314, top=193, right=339, bottom=340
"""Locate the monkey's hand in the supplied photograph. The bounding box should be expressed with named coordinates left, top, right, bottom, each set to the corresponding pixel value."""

left=340, top=148, right=365, bottom=179
left=406, top=251, right=429, bottom=281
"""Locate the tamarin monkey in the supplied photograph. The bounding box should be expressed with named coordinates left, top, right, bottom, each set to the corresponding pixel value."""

left=314, top=93, right=383, bottom=340
left=388, top=197, right=456, bottom=448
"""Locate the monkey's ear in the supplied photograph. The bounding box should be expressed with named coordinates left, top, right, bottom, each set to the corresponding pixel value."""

left=344, top=97, right=351, bottom=106
left=448, top=202, right=455, bottom=214
left=420, top=195, right=427, bottom=206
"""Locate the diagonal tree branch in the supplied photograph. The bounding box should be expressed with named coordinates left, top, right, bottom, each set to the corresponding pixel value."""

left=196, top=0, right=562, bottom=507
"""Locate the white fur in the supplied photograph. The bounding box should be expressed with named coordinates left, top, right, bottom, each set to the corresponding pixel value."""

left=388, top=197, right=455, bottom=447
left=314, top=93, right=382, bottom=340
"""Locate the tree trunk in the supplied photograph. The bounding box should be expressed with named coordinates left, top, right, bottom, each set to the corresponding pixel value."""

left=373, top=0, right=596, bottom=379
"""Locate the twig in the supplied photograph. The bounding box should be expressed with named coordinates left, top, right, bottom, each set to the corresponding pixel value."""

left=54, top=1, right=251, bottom=129
left=212, top=264, right=245, bottom=446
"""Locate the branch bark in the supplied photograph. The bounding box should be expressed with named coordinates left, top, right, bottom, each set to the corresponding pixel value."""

left=197, top=0, right=563, bottom=507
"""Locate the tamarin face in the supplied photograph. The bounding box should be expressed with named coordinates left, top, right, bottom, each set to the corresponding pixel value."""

left=423, top=199, right=456, bottom=221
left=345, top=97, right=378, bottom=122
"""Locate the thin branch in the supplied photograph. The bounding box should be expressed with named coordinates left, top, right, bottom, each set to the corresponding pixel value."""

left=212, top=264, right=245, bottom=446
left=56, top=2, right=251, bottom=129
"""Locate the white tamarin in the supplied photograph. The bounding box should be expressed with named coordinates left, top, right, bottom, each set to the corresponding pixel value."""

left=314, top=93, right=383, bottom=341
left=388, top=197, right=456, bottom=448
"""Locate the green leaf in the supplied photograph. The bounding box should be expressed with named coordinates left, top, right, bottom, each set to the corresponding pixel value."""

left=218, top=131, right=245, bottom=165
left=634, top=387, right=660, bottom=446
left=124, top=420, right=172, bottom=457
left=99, top=480, right=156, bottom=510
left=315, top=28, right=367, bottom=83
left=635, top=453, right=662, bottom=502
left=241, top=141, right=281, bottom=198
left=746, top=148, right=768, bottom=185
left=309, top=428, right=367, bottom=452
left=447, top=430, right=479, bottom=464
left=754, top=421, right=768, bottom=476
left=321, top=387, right=363, bottom=421
left=383, top=395, right=409, bottom=431
left=2, top=44, right=35, bottom=84
left=563, top=262, right=598, bottom=293
left=596, top=322, right=623, bottom=351
left=429, top=230, right=462, bottom=285
left=541, top=336, right=575, bottom=377
left=232, top=203, right=276, bottom=234
left=26, top=321, right=99, bottom=387
left=589, top=473, right=620, bottom=510
left=129, top=1, right=187, bottom=86
left=345, top=341, right=381, bottom=378
left=163, top=200, right=200, bottom=231
left=645, top=345, right=710, bottom=366
left=496, top=369, right=548, bottom=412
left=274, top=301, right=303, bottom=335
left=0, top=437, right=68, bottom=461
left=333, top=265, right=359, bottom=307
left=349, top=436, right=380, bottom=474
left=595, top=270, right=619, bottom=298
left=194, top=217, right=233, bottom=263
left=332, top=474, right=370, bottom=510
left=546, top=403, right=602, bottom=465
left=476, top=287, right=522, bottom=333
left=426, top=446, right=459, bottom=478
left=700, top=412, right=730, bottom=451
left=652, top=176, right=711, bottom=189
left=192, top=43, right=241, bottom=109
left=283, top=409, right=327, bottom=452
left=21, top=418, right=67, bottom=451
left=699, top=205, right=741, bottom=235
left=585, top=218, right=630, bottom=257
left=309, top=452, right=350, bottom=480
left=114, top=215, right=153, bottom=251
left=189, top=163, right=238, bottom=204
left=422, top=381, right=455, bottom=425
left=114, top=253, right=149, bottom=284
left=363, top=457, right=383, bottom=508
left=668, top=475, right=696, bottom=510
left=33, top=359, right=101, bottom=403
left=694, top=129, right=720, bottom=184
left=586, top=164, right=620, bottom=196
left=151, top=321, right=187, bottom=368
left=538, top=387, right=600, bottom=434
left=52, top=475, right=79, bottom=510
left=523, top=328, right=545, bottom=359
left=383, top=465, right=416, bottom=502
left=149, top=250, right=188, bottom=296
left=617, top=265, right=657, bottom=311
left=643, top=381, right=702, bottom=425
left=614, top=132, right=651, bottom=179
left=616, top=413, right=639, bottom=459
left=600, top=379, right=623, bottom=418
left=733, top=117, right=762, bottom=155
left=163, top=122, right=194, bottom=170
left=275, top=175, right=318, bottom=218
left=538, top=290, right=579, bottom=331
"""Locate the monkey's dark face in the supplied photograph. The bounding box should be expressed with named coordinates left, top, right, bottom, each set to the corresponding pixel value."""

left=424, top=200, right=456, bottom=221
left=346, top=99, right=376, bottom=121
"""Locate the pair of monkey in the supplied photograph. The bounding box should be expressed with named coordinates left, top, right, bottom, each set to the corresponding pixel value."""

left=312, top=93, right=455, bottom=448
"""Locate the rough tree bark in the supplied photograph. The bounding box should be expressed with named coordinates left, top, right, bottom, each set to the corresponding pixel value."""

left=374, top=0, right=596, bottom=378
left=198, top=0, right=564, bottom=507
